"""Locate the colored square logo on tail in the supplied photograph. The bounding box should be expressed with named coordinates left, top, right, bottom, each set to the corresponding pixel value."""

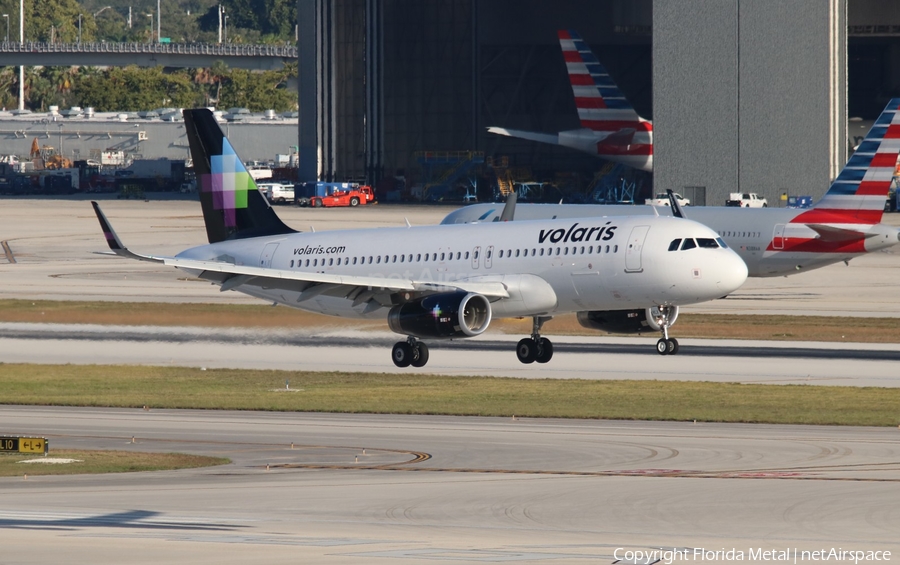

left=200, top=138, right=256, bottom=227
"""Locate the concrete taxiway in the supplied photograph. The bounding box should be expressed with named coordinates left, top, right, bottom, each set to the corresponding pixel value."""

left=2, top=198, right=900, bottom=317
left=1, top=406, right=898, bottom=564
left=2, top=198, right=900, bottom=563
left=2, top=322, right=900, bottom=386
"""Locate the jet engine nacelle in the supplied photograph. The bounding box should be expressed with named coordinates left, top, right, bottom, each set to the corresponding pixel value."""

left=576, top=306, right=679, bottom=334
left=388, top=291, right=492, bottom=339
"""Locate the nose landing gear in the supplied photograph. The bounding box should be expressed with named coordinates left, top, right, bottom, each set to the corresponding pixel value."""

left=652, top=306, right=679, bottom=355
left=516, top=316, right=554, bottom=364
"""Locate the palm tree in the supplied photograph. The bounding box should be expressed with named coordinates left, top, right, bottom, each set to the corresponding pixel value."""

left=0, top=68, right=17, bottom=110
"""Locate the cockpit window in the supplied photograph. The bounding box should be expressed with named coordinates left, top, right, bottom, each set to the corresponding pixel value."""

left=668, top=239, right=682, bottom=251
left=680, top=238, right=697, bottom=250
left=697, top=238, right=719, bottom=248
left=715, top=237, right=728, bottom=249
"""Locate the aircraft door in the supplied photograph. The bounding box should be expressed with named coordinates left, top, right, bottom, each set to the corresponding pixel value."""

left=259, top=242, right=280, bottom=268
left=471, top=246, right=481, bottom=269
left=772, top=224, right=785, bottom=250
left=624, top=225, right=650, bottom=272
left=485, top=246, right=494, bottom=269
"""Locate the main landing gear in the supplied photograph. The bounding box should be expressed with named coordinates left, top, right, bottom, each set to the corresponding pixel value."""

left=653, top=305, right=680, bottom=356
left=516, top=316, right=554, bottom=364
left=392, top=336, right=430, bottom=368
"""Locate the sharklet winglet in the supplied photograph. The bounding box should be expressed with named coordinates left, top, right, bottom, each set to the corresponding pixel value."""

left=90, top=201, right=165, bottom=263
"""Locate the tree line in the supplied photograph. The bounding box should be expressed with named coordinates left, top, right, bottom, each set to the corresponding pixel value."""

left=0, top=0, right=297, bottom=45
left=0, top=62, right=297, bottom=113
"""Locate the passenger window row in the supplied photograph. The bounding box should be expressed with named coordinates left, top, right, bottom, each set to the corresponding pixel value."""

left=719, top=231, right=761, bottom=238
left=287, top=243, right=622, bottom=269
left=497, top=244, right=618, bottom=258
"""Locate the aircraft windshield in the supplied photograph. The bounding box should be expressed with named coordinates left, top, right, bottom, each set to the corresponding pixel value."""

left=669, top=237, right=725, bottom=251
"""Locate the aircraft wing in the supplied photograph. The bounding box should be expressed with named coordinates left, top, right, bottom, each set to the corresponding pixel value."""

left=805, top=224, right=877, bottom=243
left=487, top=127, right=560, bottom=146
left=93, top=200, right=510, bottom=304
left=91, top=201, right=166, bottom=263
left=163, top=256, right=510, bottom=299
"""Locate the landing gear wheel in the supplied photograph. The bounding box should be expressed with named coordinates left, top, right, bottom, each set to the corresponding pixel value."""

left=516, top=338, right=538, bottom=364
left=667, top=338, right=679, bottom=355
left=411, top=342, right=430, bottom=367
left=535, top=337, right=554, bottom=364
left=392, top=342, right=413, bottom=367
left=656, top=338, right=669, bottom=356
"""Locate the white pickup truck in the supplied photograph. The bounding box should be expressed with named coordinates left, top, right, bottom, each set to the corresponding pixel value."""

left=644, top=192, right=690, bottom=207
left=725, top=193, right=768, bottom=208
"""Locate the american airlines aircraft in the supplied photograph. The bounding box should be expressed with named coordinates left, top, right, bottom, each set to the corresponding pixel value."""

left=488, top=29, right=653, bottom=171
left=446, top=98, right=900, bottom=279
left=92, top=109, right=747, bottom=366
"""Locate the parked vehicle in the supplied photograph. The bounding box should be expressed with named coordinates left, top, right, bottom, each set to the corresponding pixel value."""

left=645, top=192, right=690, bottom=207
left=786, top=196, right=812, bottom=209
left=295, top=182, right=376, bottom=207
left=258, top=181, right=295, bottom=204
left=726, top=193, right=768, bottom=207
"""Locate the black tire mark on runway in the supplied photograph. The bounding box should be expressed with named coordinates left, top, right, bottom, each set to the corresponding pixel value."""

left=4, top=327, right=900, bottom=362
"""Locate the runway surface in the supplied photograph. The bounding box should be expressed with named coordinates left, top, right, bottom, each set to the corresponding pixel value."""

left=1, top=406, right=898, bottom=564
left=2, top=322, right=900, bottom=387
left=3, top=199, right=900, bottom=563
left=2, top=198, right=900, bottom=317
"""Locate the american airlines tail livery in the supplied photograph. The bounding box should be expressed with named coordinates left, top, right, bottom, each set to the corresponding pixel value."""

left=488, top=29, right=653, bottom=171
left=447, top=98, right=900, bottom=279
left=92, top=109, right=747, bottom=366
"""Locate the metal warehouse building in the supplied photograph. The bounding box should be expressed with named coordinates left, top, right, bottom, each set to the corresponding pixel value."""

left=0, top=109, right=297, bottom=167
left=299, top=0, right=900, bottom=205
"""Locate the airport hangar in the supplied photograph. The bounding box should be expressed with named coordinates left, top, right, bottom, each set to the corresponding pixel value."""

left=299, top=0, right=900, bottom=205
left=2, top=1, right=899, bottom=205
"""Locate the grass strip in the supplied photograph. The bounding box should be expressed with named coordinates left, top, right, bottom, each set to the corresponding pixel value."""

left=0, top=450, right=229, bottom=477
left=2, top=299, right=900, bottom=342
left=1, top=364, right=898, bottom=427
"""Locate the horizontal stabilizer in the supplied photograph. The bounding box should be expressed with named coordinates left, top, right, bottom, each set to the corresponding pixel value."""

left=600, top=128, right=636, bottom=146
left=806, top=224, right=875, bottom=243
left=487, top=127, right=560, bottom=146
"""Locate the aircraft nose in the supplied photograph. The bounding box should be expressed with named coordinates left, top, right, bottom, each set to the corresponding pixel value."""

left=715, top=250, right=749, bottom=294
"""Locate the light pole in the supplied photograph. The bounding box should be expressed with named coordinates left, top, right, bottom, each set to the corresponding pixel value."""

left=157, top=0, right=160, bottom=42
left=77, top=13, right=82, bottom=44
left=2, top=15, right=8, bottom=42
left=146, top=13, right=152, bottom=43
left=19, top=0, right=24, bottom=111
left=224, top=14, right=228, bottom=43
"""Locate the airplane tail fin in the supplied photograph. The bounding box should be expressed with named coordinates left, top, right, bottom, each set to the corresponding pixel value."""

left=800, top=98, right=900, bottom=225
left=558, top=30, right=647, bottom=132
left=183, top=109, right=296, bottom=244
left=558, top=30, right=652, bottom=170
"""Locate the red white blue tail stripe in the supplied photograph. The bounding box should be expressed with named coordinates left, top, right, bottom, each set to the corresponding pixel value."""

left=558, top=29, right=649, bottom=134
left=794, top=98, right=900, bottom=226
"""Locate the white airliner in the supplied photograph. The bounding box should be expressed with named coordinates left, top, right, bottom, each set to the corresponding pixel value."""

left=92, top=109, right=747, bottom=366
left=447, top=98, right=900, bottom=278
left=488, top=29, right=653, bottom=171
